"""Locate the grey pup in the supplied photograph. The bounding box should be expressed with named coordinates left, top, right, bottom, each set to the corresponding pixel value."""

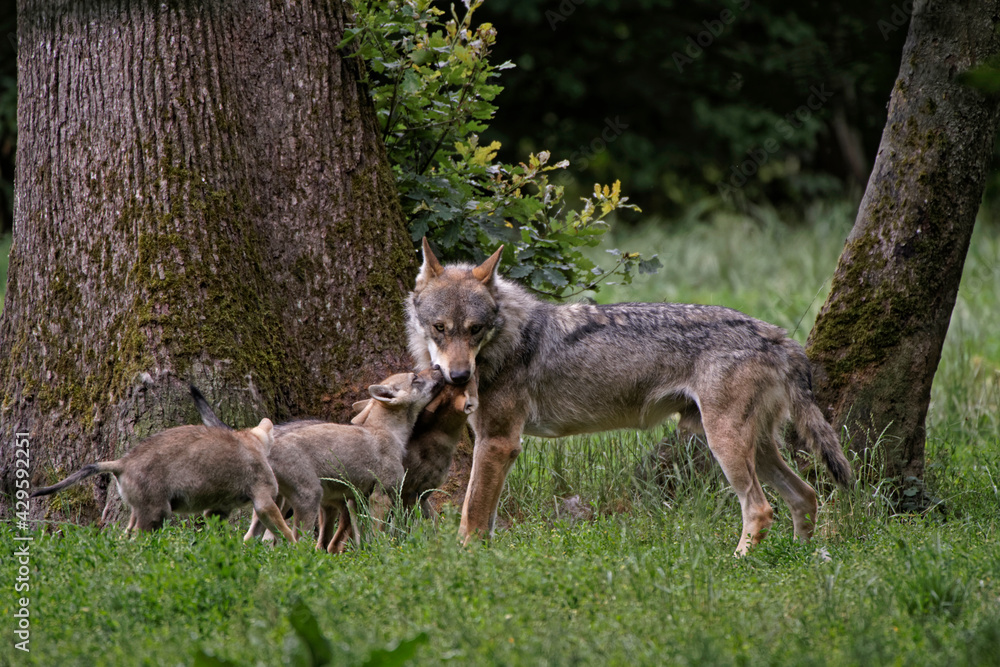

left=30, top=419, right=297, bottom=542
left=192, top=371, right=444, bottom=552
left=190, top=385, right=322, bottom=542
left=406, top=238, right=853, bottom=556
left=352, top=375, right=477, bottom=519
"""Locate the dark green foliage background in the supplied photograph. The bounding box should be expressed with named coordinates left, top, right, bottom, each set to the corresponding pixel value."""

left=479, top=0, right=909, bottom=212
left=0, top=0, right=934, bottom=237
left=0, top=5, right=14, bottom=236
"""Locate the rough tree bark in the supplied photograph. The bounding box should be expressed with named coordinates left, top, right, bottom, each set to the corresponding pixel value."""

left=1, top=0, right=414, bottom=521
left=806, top=0, right=1000, bottom=489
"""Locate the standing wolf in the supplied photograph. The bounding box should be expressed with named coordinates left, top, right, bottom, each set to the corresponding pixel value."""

left=406, top=238, right=853, bottom=555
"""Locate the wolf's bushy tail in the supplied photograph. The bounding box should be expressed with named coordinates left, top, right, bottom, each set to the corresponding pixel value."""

left=29, top=462, right=119, bottom=498
left=786, top=345, right=854, bottom=487
left=190, top=384, right=232, bottom=430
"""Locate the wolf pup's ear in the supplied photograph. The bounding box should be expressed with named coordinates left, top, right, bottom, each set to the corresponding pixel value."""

left=351, top=399, right=375, bottom=425
left=369, top=384, right=400, bottom=405
left=462, top=392, right=479, bottom=415
left=472, top=244, right=503, bottom=285
left=250, top=418, right=274, bottom=450
left=414, top=237, right=446, bottom=293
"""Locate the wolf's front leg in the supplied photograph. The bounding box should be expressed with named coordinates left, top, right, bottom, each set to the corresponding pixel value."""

left=459, top=427, right=524, bottom=544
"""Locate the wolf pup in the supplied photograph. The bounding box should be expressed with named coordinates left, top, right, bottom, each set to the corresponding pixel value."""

left=189, top=385, right=323, bottom=542
left=30, top=420, right=297, bottom=542
left=406, top=238, right=853, bottom=556
left=352, top=375, right=477, bottom=519
left=293, top=369, right=444, bottom=553
left=194, top=371, right=444, bottom=552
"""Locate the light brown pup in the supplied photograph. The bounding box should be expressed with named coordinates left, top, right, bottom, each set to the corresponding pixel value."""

left=353, top=375, right=477, bottom=519
left=30, top=420, right=296, bottom=542
left=239, top=369, right=445, bottom=552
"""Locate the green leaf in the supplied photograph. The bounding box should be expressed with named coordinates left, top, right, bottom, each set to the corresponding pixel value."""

left=336, top=27, right=362, bottom=50
left=361, top=632, right=430, bottom=667
left=507, top=264, right=534, bottom=278
left=400, top=70, right=422, bottom=95
left=288, top=600, right=333, bottom=666
left=638, top=256, right=662, bottom=274
left=193, top=650, right=241, bottom=667
left=411, top=48, right=435, bottom=66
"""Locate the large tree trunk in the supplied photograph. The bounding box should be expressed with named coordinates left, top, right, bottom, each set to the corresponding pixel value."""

left=1, top=0, right=413, bottom=522
left=806, top=0, right=1000, bottom=490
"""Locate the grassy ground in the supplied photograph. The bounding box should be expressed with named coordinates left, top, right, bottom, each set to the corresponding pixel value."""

left=3, top=204, right=1000, bottom=666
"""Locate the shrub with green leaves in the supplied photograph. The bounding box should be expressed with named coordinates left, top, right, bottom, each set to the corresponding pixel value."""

left=342, top=0, right=660, bottom=297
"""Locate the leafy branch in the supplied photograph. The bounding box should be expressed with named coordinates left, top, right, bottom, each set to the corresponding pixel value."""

left=341, top=0, right=659, bottom=298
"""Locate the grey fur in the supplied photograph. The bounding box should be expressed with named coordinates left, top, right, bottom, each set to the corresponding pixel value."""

left=193, top=371, right=443, bottom=552
left=354, top=376, right=477, bottom=519
left=407, top=238, right=854, bottom=555
left=30, top=420, right=297, bottom=542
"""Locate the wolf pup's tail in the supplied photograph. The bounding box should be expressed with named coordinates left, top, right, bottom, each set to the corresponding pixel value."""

left=190, top=384, right=232, bottom=430
left=30, top=462, right=120, bottom=498
left=786, top=347, right=854, bottom=487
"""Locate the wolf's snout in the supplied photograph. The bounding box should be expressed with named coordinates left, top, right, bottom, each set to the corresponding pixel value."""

left=448, top=369, right=471, bottom=385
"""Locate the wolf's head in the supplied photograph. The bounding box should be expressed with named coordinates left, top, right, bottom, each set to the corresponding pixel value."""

left=356, top=367, right=446, bottom=427
left=406, top=238, right=503, bottom=384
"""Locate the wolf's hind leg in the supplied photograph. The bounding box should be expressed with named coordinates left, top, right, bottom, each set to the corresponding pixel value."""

left=700, top=409, right=774, bottom=556
left=252, top=493, right=298, bottom=544
left=756, top=432, right=818, bottom=543
left=327, top=500, right=353, bottom=554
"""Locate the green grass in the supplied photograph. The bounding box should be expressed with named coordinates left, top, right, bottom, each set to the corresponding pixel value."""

left=4, top=202, right=1000, bottom=665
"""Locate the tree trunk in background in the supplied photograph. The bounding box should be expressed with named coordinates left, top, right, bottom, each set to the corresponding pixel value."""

left=806, top=0, right=1000, bottom=494
left=1, top=0, right=414, bottom=521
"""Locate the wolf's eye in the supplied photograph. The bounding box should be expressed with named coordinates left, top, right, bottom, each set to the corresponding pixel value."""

left=434, top=323, right=446, bottom=332
left=470, top=324, right=483, bottom=335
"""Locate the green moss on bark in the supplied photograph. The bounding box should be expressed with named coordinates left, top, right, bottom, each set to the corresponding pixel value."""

left=808, top=116, right=958, bottom=392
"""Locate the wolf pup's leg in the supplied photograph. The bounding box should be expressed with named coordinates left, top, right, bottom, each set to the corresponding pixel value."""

left=316, top=505, right=336, bottom=551
left=243, top=510, right=264, bottom=543
left=327, top=500, right=353, bottom=554
left=251, top=493, right=297, bottom=544
left=132, top=503, right=172, bottom=532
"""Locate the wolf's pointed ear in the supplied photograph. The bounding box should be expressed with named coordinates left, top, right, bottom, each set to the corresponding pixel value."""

left=250, top=418, right=274, bottom=451
left=414, top=237, right=446, bottom=292
left=472, top=245, right=503, bottom=284
left=369, top=384, right=399, bottom=405
left=351, top=399, right=375, bottom=425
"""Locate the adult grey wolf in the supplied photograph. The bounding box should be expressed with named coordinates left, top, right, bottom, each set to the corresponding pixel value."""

left=30, top=420, right=297, bottom=542
left=192, top=371, right=444, bottom=552
left=406, top=238, right=853, bottom=555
